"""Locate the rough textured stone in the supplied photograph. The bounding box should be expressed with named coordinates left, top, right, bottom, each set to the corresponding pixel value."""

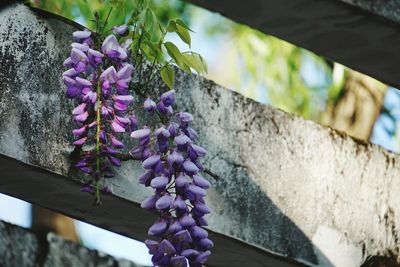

left=1, top=2, right=400, bottom=267
left=188, top=0, right=400, bottom=91
left=0, top=220, right=142, bottom=267
left=44, top=233, right=140, bottom=267
left=0, top=221, right=39, bottom=267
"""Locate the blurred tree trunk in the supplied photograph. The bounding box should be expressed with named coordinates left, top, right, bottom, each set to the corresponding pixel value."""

left=31, top=206, right=79, bottom=242
left=323, top=69, right=387, bottom=141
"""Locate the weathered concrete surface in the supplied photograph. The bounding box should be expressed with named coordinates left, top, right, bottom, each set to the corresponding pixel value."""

left=0, top=220, right=142, bottom=267
left=1, top=2, right=400, bottom=267
left=188, top=0, right=400, bottom=91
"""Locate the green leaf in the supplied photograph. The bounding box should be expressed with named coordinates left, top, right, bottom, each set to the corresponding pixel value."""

left=164, top=42, right=184, bottom=67
left=183, top=53, right=208, bottom=75
left=144, top=8, right=154, bottom=31
left=176, top=23, right=191, bottom=47
left=166, top=21, right=177, bottom=32
left=160, top=65, right=175, bottom=89
left=176, top=19, right=193, bottom=32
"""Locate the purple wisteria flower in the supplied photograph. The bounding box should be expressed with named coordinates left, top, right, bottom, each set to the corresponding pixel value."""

left=64, top=23, right=213, bottom=266
left=63, top=27, right=134, bottom=202
left=133, top=90, right=213, bottom=267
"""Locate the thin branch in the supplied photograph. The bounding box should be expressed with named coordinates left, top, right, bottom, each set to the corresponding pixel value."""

left=204, top=168, right=220, bottom=181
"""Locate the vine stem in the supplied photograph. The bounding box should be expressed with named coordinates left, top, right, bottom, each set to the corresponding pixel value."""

left=95, top=66, right=102, bottom=205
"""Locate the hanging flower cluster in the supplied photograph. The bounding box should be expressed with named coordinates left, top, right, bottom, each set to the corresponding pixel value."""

left=131, top=91, right=213, bottom=267
left=63, top=28, right=135, bottom=203
left=63, top=14, right=213, bottom=265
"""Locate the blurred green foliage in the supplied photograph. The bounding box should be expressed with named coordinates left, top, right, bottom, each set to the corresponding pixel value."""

left=29, top=0, right=343, bottom=120
left=28, top=0, right=207, bottom=91
left=28, top=0, right=190, bottom=31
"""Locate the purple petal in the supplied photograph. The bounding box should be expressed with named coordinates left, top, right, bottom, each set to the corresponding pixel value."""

left=195, top=251, right=211, bottom=265
left=144, top=98, right=157, bottom=111
left=160, top=90, right=175, bottom=106
left=167, top=151, right=184, bottom=166
left=181, top=249, right=200, bottom=259
left=175, top=175, right=188, bottom=188
left=141, top=194, right=158, bottom=210
left=83, top=91, right=97, bottom=104
left=73, top=137, right=87, bottom=145
left=63, top=68, right=79, bottom=77
left=72, top=125, right=86, bottom=136
left=117, top=64, right=134, bottom=81
left=145, top=239, right=159, bottom=254
left=70, top=48, right=88, bottom=63
left=63, top=57, right=74, bottom=68
left=116, top=80, right=128, bottom=92
left=117, top=47, right=127, bottom=60
left=184, top=127, right=199, bottom=140
left=190, top=144, right=207, bottom=157
left=172, top=195, right=187, bottom=210
left=115, top=115, right=130, bottom=127
left=113, top=24, right=129, bottom=36
left=71, top=42, right=89, bottom=52
left=168, top=220, right=183, bottom=234
left=111, top=120, right=125, bottom=133
left=138, top=170, right=154, bottom=185
left=155, top=195, right=173, bottom=210
left=100, top=66, right=117, bottom=83
left=157, top=101, right=173, bottom=115
left=182, top=160, right=199, bottom=175
left=148, top=219, right=167, bottom=236
left=190, top=226, right=208, bottom=239
left=73, top=29, right=91, bottom=40
left=74, top=111, right=89, bottom=122
left=88, top=48, right=104, bottom=58
left=193, top=175, right=211, bottom=189
left=74, top=61, right=87, bottom=72
left=114, top=101, right=128, bottom=112
left=178, top=112, right=193, bottom=124
left=129, top=115, right=138, bottom=131
left=199, top=238, right=214, bottom=250
left=115, top=95, right=134, bottom=105
left=143, top=154, right=160, bottom=169
left=150, top=176, right=169, bottom=189
left=101, top=106, right=112, bottom=118
left=170, top=256, right=188, bottom=267
left=188, top=184, right=207, bottom=198
left=66, top=86, right=80, bottom=98
left=111, top=136, right=124, bottom=148
left=155, top=127, right=170, bottom=139
left=159, top=239, right=176, bottom=255
left=173, top=229, right=192, bottom=244
left=63, top=76, right=76, bottom=87
left=109, top=156, right=121, bottom=167
left=88, top=120, right=97, bottom=128
left=75, top=77, right=92, bottom=87
left=174, top=134, right=191, bottom=146
left=179, top=214, right=195, bottom=227
left=195, top=216, right=208, bottom=227
left=168, top=122, right=179, bottom=137
left=104, top=147, right=117, bottom=156
left=194, top=202, right=211, bottom=214
left=102, top=35, right=119, bottom=54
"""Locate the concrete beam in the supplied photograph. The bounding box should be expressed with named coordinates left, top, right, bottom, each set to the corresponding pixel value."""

left=188, top=0, right=400, bottom=89
left=0, top=220, right=142, bottom=267
left=1, top=3, right=400, bottom=267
